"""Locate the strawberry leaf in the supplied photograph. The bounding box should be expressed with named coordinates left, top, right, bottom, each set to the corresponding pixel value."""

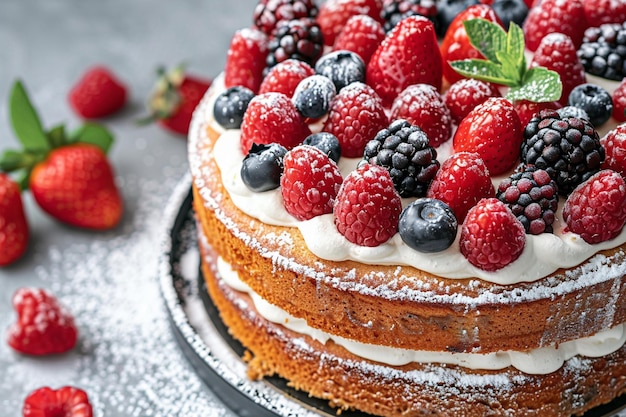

left=506, top=67, right=562, bottom=102
left=449, top=59, right=512, bottom=85
left=47, top=124, right=67, bottom=149
left=463, top=18, right=507, bottom=64
left=10, top=81, right=50, bottom=152
left=69, top=123, right=114, bottom=154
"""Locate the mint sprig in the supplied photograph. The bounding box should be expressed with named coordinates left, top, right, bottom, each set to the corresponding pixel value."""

left=449, top=19, right=562, bottom=103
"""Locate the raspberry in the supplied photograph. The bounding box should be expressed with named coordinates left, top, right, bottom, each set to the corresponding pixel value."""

left=427, top=152, right=495, bottom=223
left=496, top=167, right=559, bottom=235
left=7, top=288, right=78, bottom=356
left=334, top=163, right=402, bottom=247
left=68, top=66, right=127, bottom=119
left=562, top=170, right=626, bottom=244
left=322, top=82, right=388, bottom=158
left=460, top=198, right=526, bottom=271
left=317, top=0, right=383, bottom=46
left=333, top=14, right=386, bottom=65
left=258, top=59, right=315, bottom=97
left=381, top=0, right=439, bottom=33
left=253, top=0, right=319, bottom=36
left=522, top=0, right=586, bottom=52
left=224, top=28, right=269, bottom=93
left=240, top=92, right=312, bottom=154
left=23, top=386, right=93, bottom=417
left=601, top=124, right=626, bottom=178
left=612, top=78, right=626, bottom=122
left=583, top=0, right=626, bottom=27
left=513, top=99, right=562, bottom=128
left=280, top=146, right=343, bottom=221
left=390, top=84, right=453, bottom=147
left=444, top=78, right=501, bottom=125
left=266, top=18, right=324, bottom=72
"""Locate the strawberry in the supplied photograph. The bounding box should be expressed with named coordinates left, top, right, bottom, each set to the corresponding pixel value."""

left=322, top=82, right=388, bottom=157
left=583, top=0, right=626, bottom=27
left=523, top=0, right=586, bottom=52
left=426, top=152, right=495, bottom=223
left=453, top=97, right=523, bottom=176
left=333, top=14, right=386, bottom=65
left=240, top=92, right=312, bottom=154
left=460, top=198, right=526, bottom=271
left=7, top=288, right=78, bottom=356
left=612, top=78, right=626, bottom=122
left=0, top=173, right=28, bottom=266
left=530, top=33, right=586, bottom=106
left=317, top=0, right=383, bottom=46
left=23, top=386, right=92, bottom=417
left=258, top=59, right=315, bottom=97
left=513, top=99, right=562, bottom=128
left=334, top=163, right=402, bottom=247
left=68, top=66, right=127, bottom=119
left=444, top=78, right=501, bottom=124
left=601, top=124, right=626, bottom=178
left=143, top=65, right=212, bottom=135
left=366, top=15, right=442, bottom=107
left=224, top=28, right=269, bottom=93
left=390, top=83, right=453, bottom=147
left=280, top=145, right=343, bottom=221
left=562, top=170, right=626, bottom=244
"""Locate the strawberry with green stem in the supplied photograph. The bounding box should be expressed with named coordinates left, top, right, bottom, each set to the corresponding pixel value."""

left=0, top=81, right=122, bottom=230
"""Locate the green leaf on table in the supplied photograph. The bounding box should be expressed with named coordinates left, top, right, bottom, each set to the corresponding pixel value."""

left=506, top=67, right=562, bottom=102
left=463, top=18, right=507, bottom=64
left=69, top=123, right=114, bottom=154
left=9, top=80, right=50, bottom=152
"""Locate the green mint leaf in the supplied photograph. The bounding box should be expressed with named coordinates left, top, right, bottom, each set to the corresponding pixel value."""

left=449, top=59, right=513, bottom=86
left=506, top=22, right=526, bottom=71
left=506, top=67, right=562, bottom=103
left=463, top=18, right=507, bottom=64
left=495, top=51, right=522, bottom=85
left=9, top=81, right=50, bottom=152
left=69, top=123, right=114, bottom=154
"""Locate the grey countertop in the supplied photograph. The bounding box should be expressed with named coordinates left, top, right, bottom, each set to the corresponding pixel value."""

left=0, top=0, right=255, bottom=415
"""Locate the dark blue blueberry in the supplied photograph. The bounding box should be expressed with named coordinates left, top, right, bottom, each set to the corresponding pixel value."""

left=303, top=132, right=341, bottom=162
left=314, top=50, right=365, bottom=91
left=213, top=86, right=255, bottom=129
left=556, top=106, right=590, bottom=121
left=399, top=198, right=458, bottom=253
left=435, top=0, right=479, bottom=37
left=293, top=75, right=336, bottom=119
left=491, top=0, right=528, bottom=30
left=567, top=83, right=613, bottom=127
left=240, top=143, right=288, bottom=192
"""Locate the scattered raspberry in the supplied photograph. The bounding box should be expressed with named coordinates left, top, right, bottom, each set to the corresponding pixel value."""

left=562, top=170, right=626, bottom=244
left=427, top=152, right=495, bottom=223
left=317, top=0, right=383, bottom=46
left=258, top=59, right=315, bottom=97
left=23, top=386, right=93, bottom=417
left=322, top=82, right=388, bottom=158
left=583, top=0, right=626, bottom=27
left=253, top=0, right=319, bottom=36
left=240, top=92, right=311, bottom=154
left=280, top=145, right=343, bottom=220
left=460, top=198, right=526, bottom=271
left=444, top=78, right=501, bottom=124
left=68, top=66, right=127, bottom=119
left=513, top=99, right=562, bottom=128
left=333, top=14, right=386, bottom=65
left=390, top=84, right=452, bottom=147
left=523, top=0, right=586, bottom=52
left=612, top=78, right=626, bottom=122
left=224, top=28, right=269, bottom=93
left=334, top=163, right=402, bottom=247
left=601, top=124, right=626, bottom=178
left=7, top=288, right=78, bottom=356
left=266, top=18, right=324, bottom=71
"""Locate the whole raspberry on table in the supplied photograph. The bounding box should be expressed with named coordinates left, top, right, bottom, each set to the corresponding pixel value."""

left=444, top=78, right=501, bottom=125
left=265, top=18, right=324, bottom=72
left=317, top=0, right=383, bottom=46
left=7, top=288, right=78, bottom=356
left=224, top=28, right=269, bottom=93
left=259, top=59, right=315, bottom=97
left=522, top=0, right=586, bottom=52
left=334, top=163, right=402, bottom=247
left=280, top=145, right=343, bottom=221
left=68, top=66, right=127, bottom=119
left=380, top=0, right=439, bottom=33
left=253, top=0, right=319, bottom=36
left=333, top=14, right=385, bottom=65
left=601, top=124, right=626, bottom=178
left=460, top=198, right=526, bottom=271
left=562, top=170, right=626, bottom=244
left=23, top=386, right=93, bottom=417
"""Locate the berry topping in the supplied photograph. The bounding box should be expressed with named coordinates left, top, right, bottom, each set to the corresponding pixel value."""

left=317, top=0, right=383, bottom=47
left=259, top=59, right=315, bottom=97
left=556, top=105, right=590, bottom=121
left=612, top=78, right=626, bottom=122
left=23, top=386, right=93, bottom=417
left=303, top=132, right=342, bottom=163
left=363, top=119, right=439, bottom=197
left=491, top=0, right=528, bottom=30
left=322, top=82, right=388, bottom=158
left=333, top=14, right=386, bottom=65
left=601, top=124, right=626, bottom=178
left=0, top=173, right=29, bottom=266
left=240, top=92, right=312, bottom=154
left=399, top=198, right=458, bottom=253
left=513, top=99, right=562, bottom=128
left=521, top=109, right=605, bottom=195
left=381, top=0, right=439, bottom=33
left=367, top=15, right=443, bottom=107
left=578, top=21, right=626, bottom=81
left=444, top=78, right=501, bottom=124
left=523, top=0, right=586, bottom=52
left=224, top=28, right=269, bottom=93
left=292, top=74, right=337, bottom=119
left=390, top=84, right=453, bottom=147
left=427, top=152, right=494, bottom=223
left=562, top=170, right=626, bottom=244
left=266, top=18, right=324, bottom=72
left=68, top=66, right=127, bottom=119
left=253, top=0, right=319, bottom=36
left=460, top=198, right=526, bottom=271
left=241, top=143, right=288, bottom=192
left=280, top=145, right=343, bottom=221
left=583, top=0, right=626, bottom=28
left=496, top=167, right=559, bottom=234
left=453, top=97, right=523, bottom=176
left=435, top=0, right=479, bottom=38
left=213, top=86, right=255, bottom=129
left=314, top=50, right=366, bottom=92
left=567, top=83, right=614, bottom=127
left=334, top=163, right=402, bottom=247
left=7, top=288, right=78, bottom=356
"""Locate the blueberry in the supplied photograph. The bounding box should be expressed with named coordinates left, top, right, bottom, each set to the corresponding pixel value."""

left=435, top=0, right=479, bottom=37
left=314, top=50, right=365, bottom=91
left=557, top=106, right=590, bottom=121
left=213, top=86, right=255, bottom=129
left=567, top=83, right=614, bottom=127
left=399, top=198, right=458, bottom=253
left=293, top=75, right=337, bottom=119
left=491, top=0, right=528, bottom=30
left=240, top=143, right=287, bottom=192
left=303, top=132, right=341, bottom=162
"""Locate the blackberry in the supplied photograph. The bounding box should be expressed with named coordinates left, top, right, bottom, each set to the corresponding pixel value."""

left=241, top=143, right=288, bottom=192
left=213, top=86, right=255, bottom=129
left=496, top=167, right=558, bottom=235
left=381, top=0, right=438, bottom=33
left=577, top=22, right=626, bottom=81
left=314, top=50, right=366, bottom=92
left=253, top=0, right=319, bottom=36
left=567, top=83, right=613, bottom=127
left=363, top=119, right=439, bottom=197
left=521, top=109, right=605, bottom=196
left=399, top=198, right=458, bottom=253
left=266, top=18, right=324, bottom=73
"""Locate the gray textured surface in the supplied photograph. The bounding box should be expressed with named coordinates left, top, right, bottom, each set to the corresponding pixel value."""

left=0, top=0, right=255, bottom=415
